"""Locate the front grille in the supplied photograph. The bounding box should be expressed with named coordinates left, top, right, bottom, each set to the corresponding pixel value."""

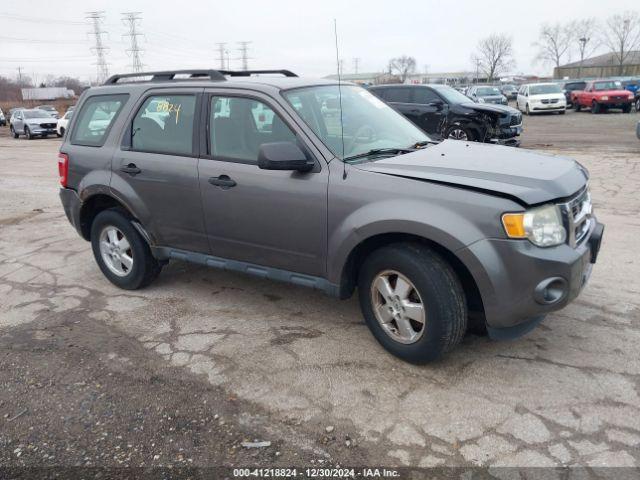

left=560, top=188, right=592, bottom=247
left=40, top=123, right=56, bottom=128
left=510, top=113, right=522, bottom=126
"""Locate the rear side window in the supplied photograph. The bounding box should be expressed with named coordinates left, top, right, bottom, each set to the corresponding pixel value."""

left=369, top=88, right=386, bottom=100
left=385, top=88, right=412, bottom=103
left=132, top=94, right=196, bottom=155
left=70, top=94, right=128, bottom=147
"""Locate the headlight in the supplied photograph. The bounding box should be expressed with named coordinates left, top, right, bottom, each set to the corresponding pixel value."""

left=502, top=204, right=566, bottom=247
left=601, top=96, right=608, bottom=101
left=28, top=122, right=40, bottom=126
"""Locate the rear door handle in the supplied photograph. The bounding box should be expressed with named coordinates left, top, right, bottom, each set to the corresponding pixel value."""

left=120, top=163, right=141, bottom=175
left=208, top=175, right=236, bottom=189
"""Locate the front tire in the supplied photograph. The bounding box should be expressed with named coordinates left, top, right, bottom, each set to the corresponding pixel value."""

left=622, top=104, right=631, bottom=114
left=10, top=125, right=19, bottom=138
left=357, top=243, right=467, bottom=364
left=24, top=126, right=33, bottom=139
left=90, top=209, right=162, bottom=290
left=445, top=125, right=474, bottom=142
left=525, top=104, right=531, bottom=115
left=574, top=102, right=581, bottom=112
left=592, top=101, right=600, bottom=114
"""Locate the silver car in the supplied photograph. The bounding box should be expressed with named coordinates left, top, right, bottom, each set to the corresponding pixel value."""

left=10, top=109, right=59, bottom=139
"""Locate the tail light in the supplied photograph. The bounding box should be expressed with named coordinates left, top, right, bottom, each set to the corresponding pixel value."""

left=58, top=153, right=69, bottom=187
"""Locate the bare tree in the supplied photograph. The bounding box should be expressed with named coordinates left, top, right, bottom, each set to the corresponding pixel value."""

left=473, top=34, right=515, bottom=82
left=601, top=11, right=640, bottom=75
left=387, top=56, right=416, bottom=83
left=570, top=18, right=600, bottom=77
left=534, top=23, right=573, bottom=71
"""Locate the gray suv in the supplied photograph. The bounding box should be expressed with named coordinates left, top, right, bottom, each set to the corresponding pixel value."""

left=58, top=69, right=604, bottom=363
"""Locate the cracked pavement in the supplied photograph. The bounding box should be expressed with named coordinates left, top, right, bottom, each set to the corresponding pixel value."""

left=0, top=111, right=639, bottom=470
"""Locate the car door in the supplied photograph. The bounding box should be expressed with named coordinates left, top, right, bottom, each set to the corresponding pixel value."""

left=198, top=90, right=328, bottom=277
left=13, top=111, right=24, bottom=133
left=409, top=87, right=448, bottom=135
left=383, top=87, right=419, bottom=121
left=112, top=88, right=209, bottom=254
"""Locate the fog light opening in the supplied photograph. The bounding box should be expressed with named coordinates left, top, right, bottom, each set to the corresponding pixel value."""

left=534, top=277, right=568, bottom=305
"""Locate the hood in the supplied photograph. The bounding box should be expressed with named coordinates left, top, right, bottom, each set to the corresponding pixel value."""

left=459, top=102, right=516, bottom=115
left=25, top=116, right=58, bottom=123
left=355, top=140, right=588, bottom=205
left=597, top=89, right=632, bottom=96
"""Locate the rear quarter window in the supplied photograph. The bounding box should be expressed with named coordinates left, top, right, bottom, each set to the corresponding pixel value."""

left=70, top=94, right=129, bottom=147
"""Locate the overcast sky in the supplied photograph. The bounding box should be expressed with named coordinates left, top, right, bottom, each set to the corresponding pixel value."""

left=1, top=0, right=638, bottom=84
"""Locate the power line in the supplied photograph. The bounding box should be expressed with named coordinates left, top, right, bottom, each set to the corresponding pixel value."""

left=0, top=13, right=85, bottom=25
left=121, top=12, right=144, bottom=73
left=237, top=41, right=252, bottom=71
left=86, top=11, right=110, bottom=84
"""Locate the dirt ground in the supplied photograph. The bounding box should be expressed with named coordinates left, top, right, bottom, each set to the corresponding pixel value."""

left=0, top=108, right=639, bottom=476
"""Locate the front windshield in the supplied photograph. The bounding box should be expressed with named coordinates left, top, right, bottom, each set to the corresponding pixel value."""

left=530, top=84, right=562, bottom=95
left=432, top=86, right=471, bottom=104
left=24, top=110, right=50, bottom=119
left=283, top=85, right=430, bottom=161
left=594, top=81, right=622, bottom=91
left=477, top=87, right=501, bottom=96
left=503, top=85, right=517, bottom=92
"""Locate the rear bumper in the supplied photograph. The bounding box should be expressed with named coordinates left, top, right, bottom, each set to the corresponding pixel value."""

left=59, top=188, right=83, bottom=237
left=457, top=220, right=604, bottom=338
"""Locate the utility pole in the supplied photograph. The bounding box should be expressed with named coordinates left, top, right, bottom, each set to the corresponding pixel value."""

left=353, top=57, right=360, bottom=74
left=86, top=11, right=109, bottom=84
left=17, top=66, right=23, bottom=85
left=215, top=43, right=227, bottom=70
left=237, top=41, right=252, bottom=71
left=578, top=37, right=589, bottom=78
left=122, top=12, right=144, bottom=73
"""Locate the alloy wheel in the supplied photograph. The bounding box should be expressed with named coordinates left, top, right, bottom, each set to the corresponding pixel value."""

left=370, top=270, right=426, bottom=344
left=99, top=226, right=134, bottom=277
left=448, top=128, right=468, bottom=140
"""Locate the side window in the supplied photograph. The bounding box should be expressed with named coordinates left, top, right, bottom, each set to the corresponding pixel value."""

left=71, top=94, right=128, bottom=147
left=209, top=96, right=297, bottom=164
left=412, top=88, right=440, bottom=104
left=386, top=88, right=412, bottom=103
left=132, top=94, right=196, bottom=155
left=369, top=88, right=386, bottom=100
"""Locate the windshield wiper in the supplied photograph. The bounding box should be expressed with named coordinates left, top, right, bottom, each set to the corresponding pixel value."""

left=343, top=147, right=414, bottom=163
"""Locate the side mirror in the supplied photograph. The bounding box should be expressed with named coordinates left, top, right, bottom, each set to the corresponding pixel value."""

left=429, top=100, right=444, bottom=109
left=258, top=142, right=315, bottom=172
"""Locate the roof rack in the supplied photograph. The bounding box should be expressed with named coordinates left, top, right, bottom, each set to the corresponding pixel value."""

left=218, top=69, right=298, bottom=77
left=103, top=69, right=297, bottom=85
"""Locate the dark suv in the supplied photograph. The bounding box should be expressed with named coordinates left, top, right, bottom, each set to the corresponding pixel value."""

left=58, top=69, right=603, bottom=363
left=368, top=84, right=522, bottom=146
left=563, top=80, right=587, bottom=107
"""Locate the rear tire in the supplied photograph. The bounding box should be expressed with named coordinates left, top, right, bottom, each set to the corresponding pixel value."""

left=90, top=209, right=162, bottom=290
left=357, top=243, right=467, bottom=364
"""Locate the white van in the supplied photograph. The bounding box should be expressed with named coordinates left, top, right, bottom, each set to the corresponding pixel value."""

left=517, top=83, right=566, bottom=115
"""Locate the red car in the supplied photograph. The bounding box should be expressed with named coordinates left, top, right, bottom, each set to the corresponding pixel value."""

left=571, top=80, right=634, bottom=113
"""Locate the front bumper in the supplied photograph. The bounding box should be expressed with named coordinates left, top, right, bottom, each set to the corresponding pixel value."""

left=457, top=220, right=604, bottom=338
left=59, top=187, right=83, bottom=237
left=531, top=104, right=566, bottom=112
left=29, top=127, right=57, bottom=135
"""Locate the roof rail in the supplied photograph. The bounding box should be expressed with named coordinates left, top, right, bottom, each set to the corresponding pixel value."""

left=103, top=69, right=298, bottom=85
left=103, top=69, right=226, bottom=85
left=218, top=69, right=298, bottom=77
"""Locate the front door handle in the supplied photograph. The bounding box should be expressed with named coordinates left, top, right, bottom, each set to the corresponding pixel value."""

left=120, top=163, right=141, bottom=175
left=208, top=175, right=236, bottom=189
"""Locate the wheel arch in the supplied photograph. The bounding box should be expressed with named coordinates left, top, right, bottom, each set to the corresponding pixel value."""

left=337, top=232, right=486, bottom=327
left=79, top=193, right=152, bottom=246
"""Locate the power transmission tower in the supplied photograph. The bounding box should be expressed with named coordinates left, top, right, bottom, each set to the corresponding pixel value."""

left=215, top=43, right=227, bottom=70
left=353, top=58, right=360, bottom=74
left=86, top=11, right=110, bottom=84
left=237, top=41, right=252, bottom=71
left=122, top=12, right=144, bottom=73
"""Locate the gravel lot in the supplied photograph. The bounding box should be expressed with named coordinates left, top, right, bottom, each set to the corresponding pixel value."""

left=0, top=109, right=639, bottom=474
